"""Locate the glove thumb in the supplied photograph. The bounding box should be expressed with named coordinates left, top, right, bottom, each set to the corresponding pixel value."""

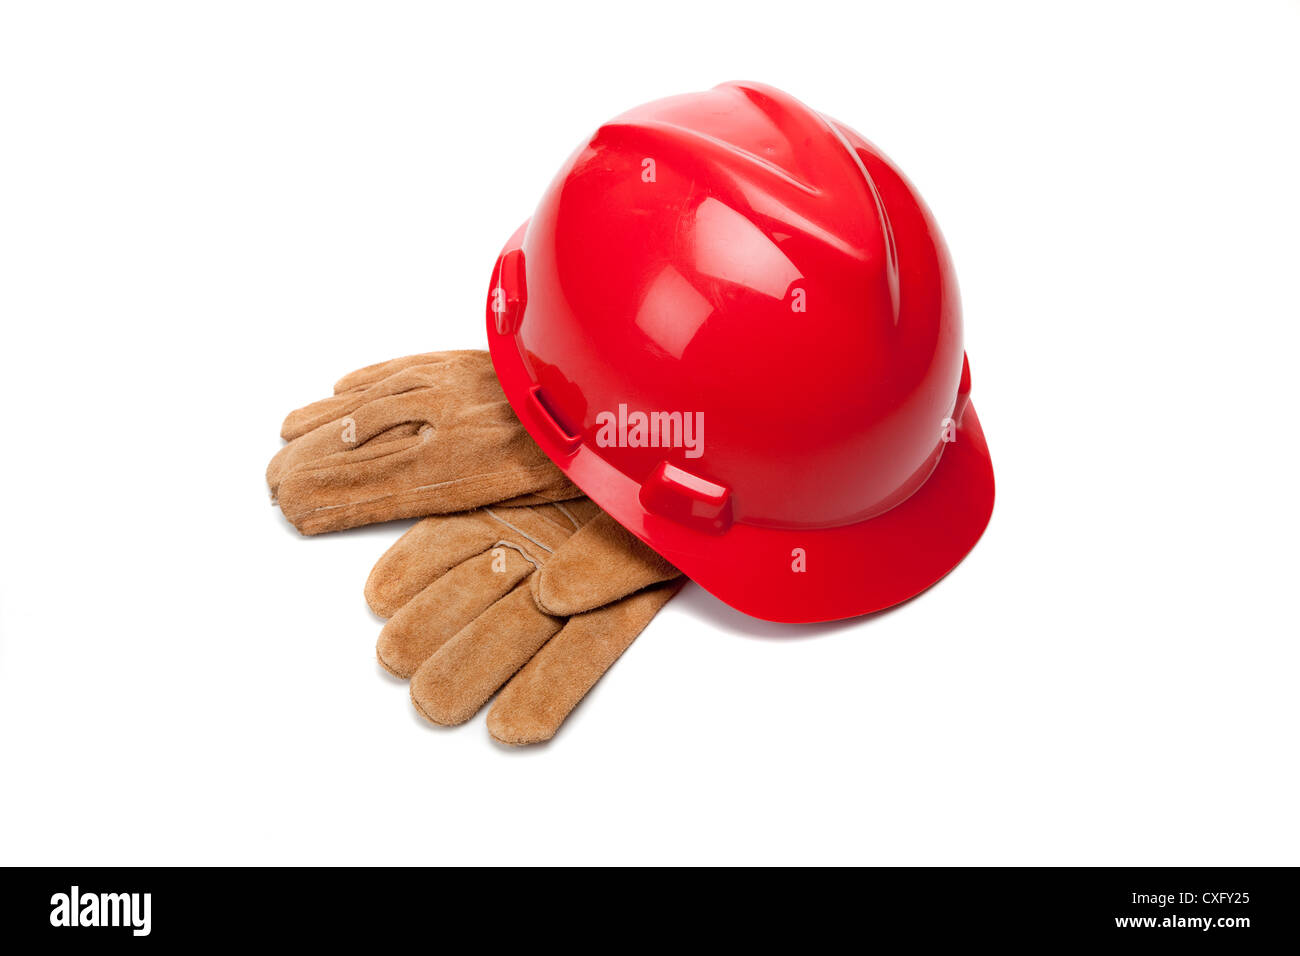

left=531, top=511, right=679, bottom=615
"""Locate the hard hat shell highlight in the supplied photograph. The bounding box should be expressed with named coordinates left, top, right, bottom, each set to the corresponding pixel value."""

left=487, top=81, right=994, bottom=623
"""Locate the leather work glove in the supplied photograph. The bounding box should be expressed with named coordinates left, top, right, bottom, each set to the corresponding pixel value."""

left=365, top=498, right=682, bottom=745
left=267, top=351, right=579, bottom=534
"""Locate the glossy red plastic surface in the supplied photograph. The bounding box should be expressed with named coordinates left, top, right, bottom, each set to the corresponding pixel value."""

left=487, top=82, right=994, bottom=622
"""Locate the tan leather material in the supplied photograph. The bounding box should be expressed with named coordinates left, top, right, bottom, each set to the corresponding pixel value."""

left=281, top=353, right=463, bottom=441
left=487, top=581, right=681, bottom=745
left=268, top=351, right=580, bottom=534
left=272, top=350, right=681, bottom=744
left=370, top=500, right=682, bottom=744
left=531, top=511, right=679, bottom=616
left=364, top=512, right=506, bottom=618
left=410, top=584, right=565, bottom=727
left=376, top=550, right=533, bottom=678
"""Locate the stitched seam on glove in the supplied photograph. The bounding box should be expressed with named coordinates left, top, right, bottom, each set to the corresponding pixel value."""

left=281, top=463, right=573, bottom=520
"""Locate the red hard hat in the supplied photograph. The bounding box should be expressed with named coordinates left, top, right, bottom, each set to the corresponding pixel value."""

left=487, top=81, right=994, bottom=623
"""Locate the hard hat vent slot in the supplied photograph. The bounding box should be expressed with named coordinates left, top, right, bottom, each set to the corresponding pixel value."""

left=639, top=461, right=733, bottom=535
left=491, top=249, right=527, bottom=335
left=527, top=385, right=582, bottom=455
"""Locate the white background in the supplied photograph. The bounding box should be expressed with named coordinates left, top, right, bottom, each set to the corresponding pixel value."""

left=1, top=1, right=1297, bottom=866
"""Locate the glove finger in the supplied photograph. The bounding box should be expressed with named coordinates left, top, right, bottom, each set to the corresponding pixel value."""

left=376, top=548, right=534, bottom=678
left=279, top=356, right=467, bottom=442
left=273, top=433, right=576, bottom=534
left=531, top=511, right=680, bottom=616
left=269, top=428, right=424, bottom=527
left=268, top=396, right=428, bottom=496
left=279, top=379, right=421, bottom=441
left=487, top=580, right=680, bottom=745
left=365, top=513, right=504, bottom=617
left=366, top=501, right=591, bottom=616
left=277, top=365, right=503, bottom=474
left=331, top=350, right=481, bottom=394
left=408, top=584, right=562, bottom=727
